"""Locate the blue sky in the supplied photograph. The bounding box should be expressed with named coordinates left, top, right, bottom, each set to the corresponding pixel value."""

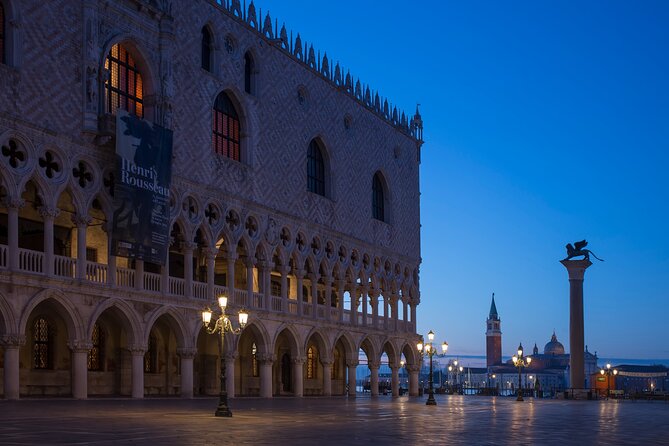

left=257, top=0, right=669, bottom=360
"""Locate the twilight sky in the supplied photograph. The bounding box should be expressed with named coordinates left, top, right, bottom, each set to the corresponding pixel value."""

left=257, top=0, right=669, bottom=360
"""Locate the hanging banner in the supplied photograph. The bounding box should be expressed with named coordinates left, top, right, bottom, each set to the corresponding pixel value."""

left=111, top=110, right=173, bottom=265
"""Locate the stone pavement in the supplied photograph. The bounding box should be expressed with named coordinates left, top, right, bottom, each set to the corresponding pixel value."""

left=0, top=395, right=667, bottom=445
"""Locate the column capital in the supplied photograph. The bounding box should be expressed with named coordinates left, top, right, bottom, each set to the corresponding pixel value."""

left=127, top=345, right=147, bottom=355
left=244, top=256, right=256, bottom=268
left=346, top=361, right=359, bottom=368
left=278, top=264, right=291, bottom=275
left=406, top=364, right=421, bottom=373
left=71, top=213, right=92, bottom=227
left=202, top=247, right=219, bottom=261
left=38, top=206, right=60, bottom=219
left=68, top=340, right=93, bottom=352
left=0, top=334, right=26, bottom=347
left=226, top=251, right=238, bottom=261
left=368, top=361, right=380, bottom=370
left=293, top=268, right=305, bottom=279
left=257, top=353, right=275, bottom=364
left=176, top=348, right=198, bottom=359
left=5, top=197, right=25, bottom=209
left=292, top=356, right=306, bottom=365
left=320, top=360, right=333, bottom=367
left=560, top=259, right=592, bottom=280
left=223, top=351, right=239, bottom=361
left=183, top=241, right=198, bottom=251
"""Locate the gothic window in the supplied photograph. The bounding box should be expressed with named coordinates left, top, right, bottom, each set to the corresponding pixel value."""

left=307, top=140, right=325, bottom=196
left=212, top=92, right=240, bottom=161
left=32, top=317, right=52, bottom=370
left=105, top=43, right=144, bottom=117
left=251, top=343, right=259, bottom=377
left=372, top=172, right=385, bottom=222
left=306, top=346, right=317, bottom=379
left=331, top=349, right=341, bottom=380
left=244, top=51, right=254, bottom=94
left=88, top=323, right=104, bottom=371
left=201, top=27, right=212, bottom=72
left=0, top=3, right=5, bottom=65
left=144, top=334, right=157, bottom=373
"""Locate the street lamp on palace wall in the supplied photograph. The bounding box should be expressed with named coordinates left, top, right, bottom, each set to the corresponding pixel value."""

left=417, top=330, right=448, bottom=406
left=600, top=363, right=618, bottom=399
left=512, top=343, right=532, bottom=402
left=201, top=295, right=249, bottom=417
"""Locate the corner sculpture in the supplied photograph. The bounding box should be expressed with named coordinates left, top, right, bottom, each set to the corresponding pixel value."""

left=564, top=240, right=604, bottom=262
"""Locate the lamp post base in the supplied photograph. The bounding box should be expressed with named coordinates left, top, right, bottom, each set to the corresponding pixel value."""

left=516, top=391, right=524, bottom=402
left=426, top=392, right=437, bottom=406
left=215, top=393, right=233, bottom=417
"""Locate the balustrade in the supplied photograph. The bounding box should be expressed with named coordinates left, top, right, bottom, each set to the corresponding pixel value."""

left=192, top=281, right=208, bottom=300
left=169, top=277, right=185, bottom=296
left=86, top=262, right=108, bottom=284
left=116, top=267, right=135, bottom=288
left=54, top=255, right=76, bottom=278
left=19, top=248, right=44, bottom=273
left=144, top=272, right=162, bottom=293
left=271, top=295, right=282, bottom=312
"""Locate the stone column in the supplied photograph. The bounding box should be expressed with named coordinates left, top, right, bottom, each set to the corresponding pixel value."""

left=403, top=300, right=409, bottom=332
left=245, top=257, right=255, bottom=308
left=160, top=246, right=170, bottom=293
left=350, top=287, right=358, bottom=326
left=370, top=290, right=379, bottom=329
left=225, top=353, right=237, bottom=398
left=295, top=269, right=304, bottom=316
left=69, top=341, right=92, bottom=399
left=293, top=357, right=305, bottom=397
left=1, top=335, right=24, bottom=400
left=280, top=265, right=289, bottom=313
left=561, top=259, right=592, bottom=389
left=262, top=261, right=273, bottom=311
left=369, top=361, right=380, bottom=397
left=226, top=252, right=237, bottom=298
left=135, top=259, right=144, bottom=291
left=73, top=214, right=91, bottom=280
left=309, top=273, right=318, bottom=318
left=204, top=248, right=217, bottom=300
left=177, top=348, right=197, bottom=398
left=337, top=279, right=345, bottom=322
left=361, top=285, right=369, bottom=327
left=347, top=361, right=358, bottom=397
left=323, top=276, right=332, bottom=321
left=7, top=199, right=24, bottom=271
left=408, top=365, right=420, bottom=396
left=129, top=346, right=146, bottom=398
left=39, top=207, right=59, bottom=276
left=390, top=364, right=400, bottom=397
left=391, top=293, right=399, bottom=331
left=183, top=242, right=196, bottom=298
left=411, top=303, right=417, bottom=332
left=259, top=355, right=274, bottom=398
left=322, top=361, right=332, bottom=396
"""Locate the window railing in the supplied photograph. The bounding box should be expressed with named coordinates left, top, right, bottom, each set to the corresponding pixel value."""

left=0, top=244, right=411, bottom=332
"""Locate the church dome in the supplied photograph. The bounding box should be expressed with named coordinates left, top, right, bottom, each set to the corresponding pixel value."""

left=544, top=331, right=565, bottom=355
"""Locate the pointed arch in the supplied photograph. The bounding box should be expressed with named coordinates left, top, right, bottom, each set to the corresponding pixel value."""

left=103, top=40, right=150, bottom=118
left=307, top=138, right=331, bottom=197
left=19, top=289, right=85, bottom=342
left=142, top=306, right=190, bottom=349
left=212, top=90, right=242, bottom=162
left=0, top=290, right=17, bottom=333
left=87, top=297, right=143, bottom=346
left=244, top=50, right=257, bottom=95
left=372, top=170, right=391, bottom=223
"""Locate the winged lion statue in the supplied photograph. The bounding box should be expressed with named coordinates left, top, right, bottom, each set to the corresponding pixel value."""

left=564, top=240, right=604, bottom=261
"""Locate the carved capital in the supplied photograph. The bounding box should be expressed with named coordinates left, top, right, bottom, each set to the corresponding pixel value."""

left=127, top=345, right=147, bottom=355
left=406, top=365, right=421, bottom=373
left=257, top=353, right=275, bottom=364
left=38, top=206, right=60, bottom=220
left=368, top=361, right=381, bottom=370
left=293, top=268, right=305, bottom=279
left=177, top=348, right=198, bottom=359
left=0, top=334, right=26, bottom=347
left=68, top=340, right=93, bottom=352
left=71, top=214, right=92, bottom=227
left=5, top=198, right=25, bottom=210
left=223, top=352, right=239, bottom=362
left=203, top=247, right=219, bottom=261
left=292, top=356, right=306, bottom=365
left=226, top=252, right=238, bottom=262
left=320, top=360, right=333, bottom=367
left=346, top=361, right=360, bottom=368
left=182, top=241, right=198, bottom=252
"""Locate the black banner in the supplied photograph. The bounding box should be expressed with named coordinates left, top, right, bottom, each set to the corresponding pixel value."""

left=111, top=110, right=173, bottom=265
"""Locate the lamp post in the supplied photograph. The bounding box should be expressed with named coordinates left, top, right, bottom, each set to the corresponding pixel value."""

left=417, top=330, right=448, bottom=406
left=512, top=343, right=532, bottom=402
left=201, top=295, right=249, bottom=417
left=447, top=360, right=464, bottom=394
left=599, top=363, right=618, bottom=399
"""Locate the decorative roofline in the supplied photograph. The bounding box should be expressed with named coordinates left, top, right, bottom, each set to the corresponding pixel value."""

left=211, top=0, right=424, bottom=143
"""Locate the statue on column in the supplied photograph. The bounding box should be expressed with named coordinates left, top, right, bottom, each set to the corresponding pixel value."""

left=563, top=240, right=604, bottom=262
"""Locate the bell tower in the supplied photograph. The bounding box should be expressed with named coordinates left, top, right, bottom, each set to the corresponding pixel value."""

left=486, top=293, right=502, bottom=366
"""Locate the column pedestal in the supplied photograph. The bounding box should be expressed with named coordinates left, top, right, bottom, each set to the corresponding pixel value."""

left=561, top=259, right=592, bottom=390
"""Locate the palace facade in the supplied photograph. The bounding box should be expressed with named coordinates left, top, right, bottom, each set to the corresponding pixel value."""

left=0, top=0, right=423, bottom=399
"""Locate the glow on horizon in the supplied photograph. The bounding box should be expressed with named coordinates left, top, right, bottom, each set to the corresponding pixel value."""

left=257, top=0, right=669, bottom=359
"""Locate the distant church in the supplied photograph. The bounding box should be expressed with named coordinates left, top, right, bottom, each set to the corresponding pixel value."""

left=485, top=294, right=598, bottom=390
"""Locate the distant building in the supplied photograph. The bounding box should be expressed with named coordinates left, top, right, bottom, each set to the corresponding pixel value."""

left=485, top=297, right=598, bottom=392
left=593, top=365, right=668, bottom=395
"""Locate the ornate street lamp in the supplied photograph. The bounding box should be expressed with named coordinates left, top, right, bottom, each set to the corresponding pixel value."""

left=447, top=359, right=464, bottom=394
left=599, top=363, right=618, bottom=399
left=201, top=295, right=249, bottom=417
left=512, top=343, right=532, bottom=402
left=417, top=330, right=448, bottom=406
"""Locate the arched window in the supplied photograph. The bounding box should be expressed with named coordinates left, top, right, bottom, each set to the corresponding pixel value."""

left=105, top=43, right=144, bottom=117
left=144, top=334, right=157, bottom=373
left=307, top=140, right=325, bottom=196
left=212, top=92, right=240, bottom=161
left=88, top=322, right=104, bottom=371
left=0, top=3, right=5, bottom=65
left=244, top=51, right=254, bottom=94
left=306, top=346, right=317, bottom=379
left=372, top=172, right=385, bottom=221
left=251, top=342, right=259, bottom=377
left=201, top=27, right=212, bottom=72
left=331, top=349, right=341, bottom=380
left=32, top=317, right=52, bottom=370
